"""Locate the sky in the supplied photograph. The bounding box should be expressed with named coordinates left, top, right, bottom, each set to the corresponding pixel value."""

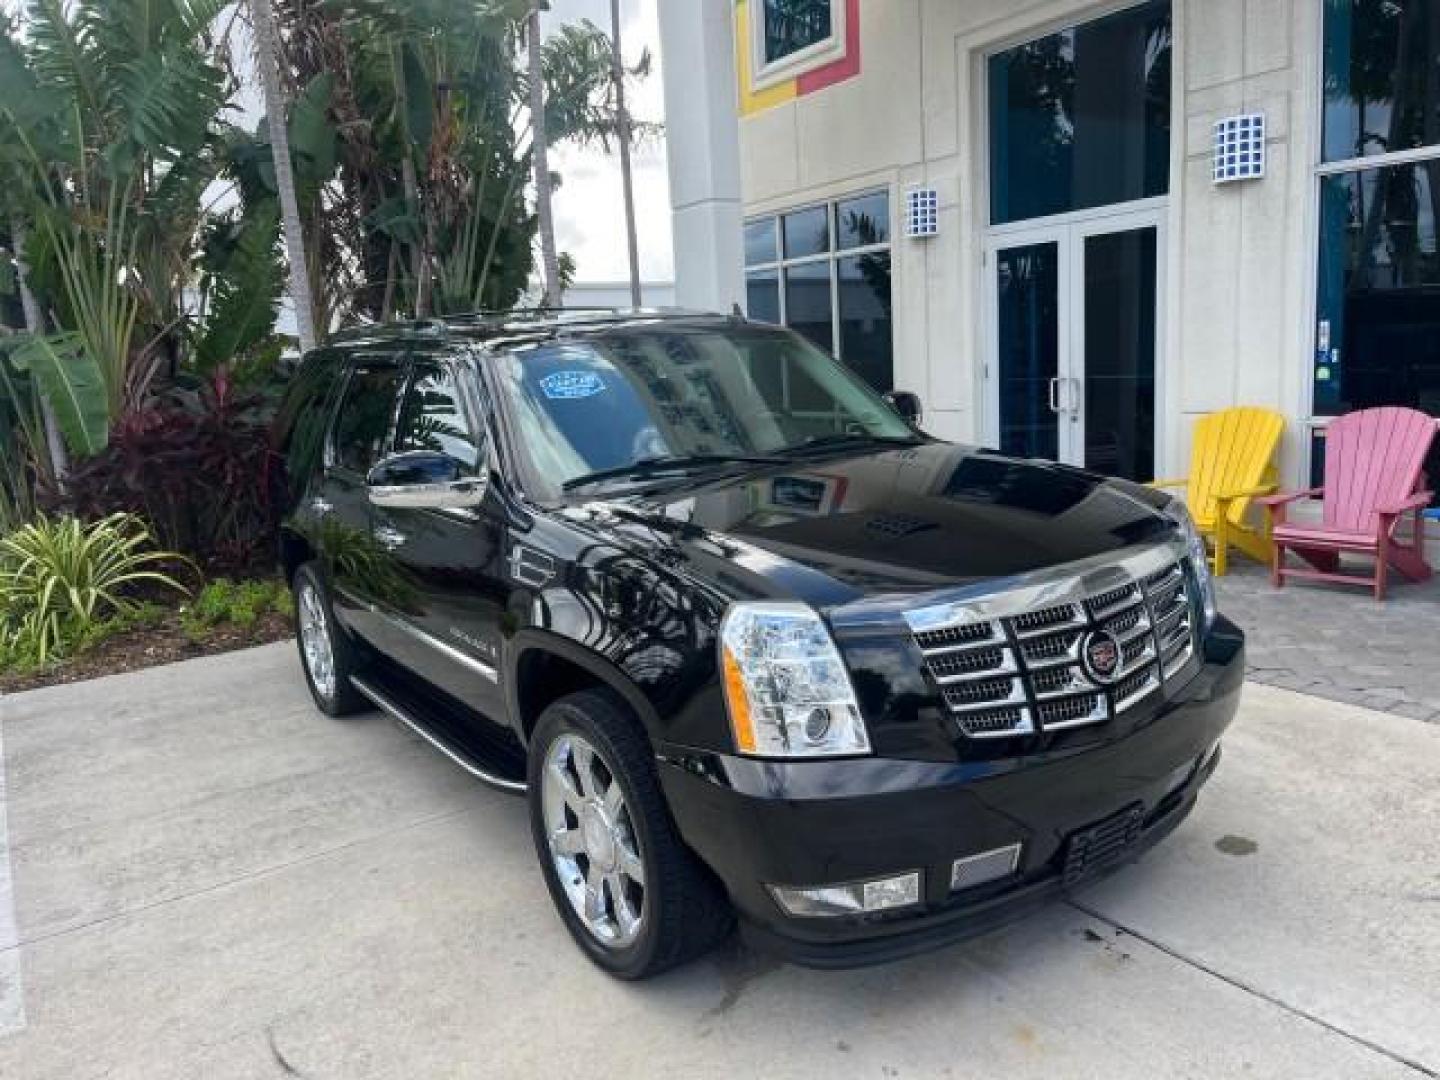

left=543, top=0, right=675, bottom=284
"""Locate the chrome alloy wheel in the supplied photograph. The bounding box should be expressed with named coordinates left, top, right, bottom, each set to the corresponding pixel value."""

left=297, top=581, right=337, bottom=700
left=541, top=733, right=646, bottom=947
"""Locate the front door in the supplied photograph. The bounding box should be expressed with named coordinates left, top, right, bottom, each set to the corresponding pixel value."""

left=988, top=212, right=1162, bottom=481
left=368, top=348, right=508, bottom=723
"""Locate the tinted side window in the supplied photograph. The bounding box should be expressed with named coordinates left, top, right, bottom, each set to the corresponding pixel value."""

left=331, top=364, right=405, bottom=474
left=275, top=349, right=342, bottom=479
left=394, top=362, right=483, bottom=474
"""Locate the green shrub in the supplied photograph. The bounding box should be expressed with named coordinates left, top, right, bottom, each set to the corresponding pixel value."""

left=179, top=576, right=291, bottom=638
left=0, top=514, right=189, bottom=669
left=189, top=578, right=237, bottom=627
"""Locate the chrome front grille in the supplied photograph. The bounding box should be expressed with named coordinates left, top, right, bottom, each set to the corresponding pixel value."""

left=1019, top=628, right=1082, bottom=666
left=913, top=622, right=995, bottom=651
left=1011, top=603, right=1087, bottom=637
left=927, top=646, right=1012, bottom=681
left=905, top=546, right=1200, bottom=740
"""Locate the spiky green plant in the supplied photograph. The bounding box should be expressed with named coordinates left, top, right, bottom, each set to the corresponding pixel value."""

left=0, top=512, right=189, bottom=667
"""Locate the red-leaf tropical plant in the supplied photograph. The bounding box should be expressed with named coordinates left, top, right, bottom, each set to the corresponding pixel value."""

left=59, top=367, right=278, bottom=570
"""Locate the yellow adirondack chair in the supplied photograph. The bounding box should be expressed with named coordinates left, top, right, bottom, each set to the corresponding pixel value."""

left=1151, top=407, right=1285, bottom=575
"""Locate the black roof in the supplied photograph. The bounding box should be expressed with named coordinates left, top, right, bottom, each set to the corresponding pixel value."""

left=326, top=307, right=738, bottom=350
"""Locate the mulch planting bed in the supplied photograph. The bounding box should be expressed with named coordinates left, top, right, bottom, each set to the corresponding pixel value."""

left=0, top=610, right=294, bottom=695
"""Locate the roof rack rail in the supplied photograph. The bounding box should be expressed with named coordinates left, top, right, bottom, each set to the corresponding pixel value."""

left=327, top=317, right=450, bottom=344
left=319, top=306, right=727, bottom=347
left=440, top=306, right=642, bottom=323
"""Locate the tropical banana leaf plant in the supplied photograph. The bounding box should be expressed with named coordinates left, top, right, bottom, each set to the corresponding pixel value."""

left=0, top=0, right=235, bottom=447
left=6, top=331, right=108, bottom=456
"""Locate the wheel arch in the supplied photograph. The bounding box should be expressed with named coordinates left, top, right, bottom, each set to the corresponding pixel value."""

left=279, top=526, right=315, bottom=585
left=508, top=632, right=662, bottom=747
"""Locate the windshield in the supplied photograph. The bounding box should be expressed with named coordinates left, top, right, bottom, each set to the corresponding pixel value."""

left=490, top=323, right=918, bottom=498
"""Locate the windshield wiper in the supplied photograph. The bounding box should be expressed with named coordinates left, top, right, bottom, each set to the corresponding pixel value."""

left=562, top=453, right=788, bottom=491
left=776, top=432, right=923, bottom=456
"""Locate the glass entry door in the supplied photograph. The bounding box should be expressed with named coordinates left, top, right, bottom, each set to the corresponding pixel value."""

left=988, top=212, right=1161, bottom=481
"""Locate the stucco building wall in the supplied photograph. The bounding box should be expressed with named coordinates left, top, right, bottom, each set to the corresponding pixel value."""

left=737, top=0, right=1322, bottom=483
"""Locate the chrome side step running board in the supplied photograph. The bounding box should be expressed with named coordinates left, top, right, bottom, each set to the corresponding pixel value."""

left=350, top=675, right=528, bottom=796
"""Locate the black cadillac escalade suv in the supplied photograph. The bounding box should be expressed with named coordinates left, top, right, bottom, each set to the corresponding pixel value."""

left=270, top=310, right=1243, bottom=979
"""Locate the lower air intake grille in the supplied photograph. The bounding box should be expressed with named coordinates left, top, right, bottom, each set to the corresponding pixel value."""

left=1063, top=804, right=1146, bottom=885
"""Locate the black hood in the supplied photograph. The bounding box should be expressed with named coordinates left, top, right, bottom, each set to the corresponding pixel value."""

left=579, top=442, right=1177, bottom=609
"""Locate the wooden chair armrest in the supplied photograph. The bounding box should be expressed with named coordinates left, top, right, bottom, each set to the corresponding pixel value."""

left=1215, top=482, right=1279, bottom=501
left=1378, top=491, right=1435, bottom=516
left=1256, top=487, right=1323, bottom=508
left=1148, top=477, right=1188, bottom=490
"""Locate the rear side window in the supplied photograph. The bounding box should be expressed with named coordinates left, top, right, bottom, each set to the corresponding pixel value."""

left=394, top=362, right=483, bottom=475
left=274, top=349, right=342, bottom=479
left=331, top=364, right=405, bottom=474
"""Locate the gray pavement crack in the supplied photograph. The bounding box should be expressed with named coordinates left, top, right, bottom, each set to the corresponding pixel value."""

left=1068, top=899, right=1438, bottom=1078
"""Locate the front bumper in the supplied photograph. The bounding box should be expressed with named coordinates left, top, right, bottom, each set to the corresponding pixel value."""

left=657, top=618, right=1244, bottom=968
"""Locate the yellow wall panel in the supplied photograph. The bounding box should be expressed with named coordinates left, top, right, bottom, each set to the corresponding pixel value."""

left=735, top=0, right=796, bottom=116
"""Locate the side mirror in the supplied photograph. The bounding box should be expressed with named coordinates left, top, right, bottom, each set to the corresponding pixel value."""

left=884, top=390, right=923, bottom=426
left=366, top=450, right=485, bottom=510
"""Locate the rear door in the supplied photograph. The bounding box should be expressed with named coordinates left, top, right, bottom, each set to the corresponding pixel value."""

left=368, top=346, right=509, bottom=721
left=320, top=352, right=407, bottom=648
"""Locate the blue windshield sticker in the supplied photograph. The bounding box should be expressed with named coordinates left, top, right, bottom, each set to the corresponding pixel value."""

left=540, top=370, right=606, bottom=400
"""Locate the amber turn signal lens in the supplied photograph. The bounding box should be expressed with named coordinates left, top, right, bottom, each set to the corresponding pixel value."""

left=721, top=645, right=757, bottom=753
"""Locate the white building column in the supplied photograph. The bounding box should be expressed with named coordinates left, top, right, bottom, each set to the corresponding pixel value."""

left=657, top=0, right=745, bottom=314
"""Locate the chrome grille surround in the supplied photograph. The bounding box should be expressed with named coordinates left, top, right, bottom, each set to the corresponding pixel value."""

left=904, top=542, right=1200, bottom=740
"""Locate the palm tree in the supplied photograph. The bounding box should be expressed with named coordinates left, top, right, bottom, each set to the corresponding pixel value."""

left=278, top=0, right=558, bottom=320
left=250, top=0, right=320, bottom=352
left=537, top=18, right=657, bottom=308
left=529, top=1, right=561, bottom=307
left=609, top=0, right=641, bottom=308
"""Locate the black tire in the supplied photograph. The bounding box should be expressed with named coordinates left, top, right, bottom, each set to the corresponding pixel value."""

left=292, top=562, right=368, bottom=717
left=527, top=689, right=733, bottom=979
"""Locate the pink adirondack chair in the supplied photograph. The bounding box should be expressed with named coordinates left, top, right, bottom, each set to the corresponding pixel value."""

left=1260, top=407, right=1437, bottom=600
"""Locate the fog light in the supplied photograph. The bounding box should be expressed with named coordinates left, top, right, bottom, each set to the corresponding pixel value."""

left=769, top=871, right=922, bottom=918
left=950, top=843, right=1022, bottom=892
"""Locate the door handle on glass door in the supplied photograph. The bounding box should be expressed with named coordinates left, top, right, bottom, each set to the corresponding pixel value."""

left=1068, top=377, right=1082, bottom=419
left=1048, top=376, right=1062, bottom=414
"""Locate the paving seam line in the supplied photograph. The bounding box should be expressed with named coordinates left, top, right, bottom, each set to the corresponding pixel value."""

left=1068, top=899, right=1438, bottom=1078
left=0, top=803, right=478, bottom=957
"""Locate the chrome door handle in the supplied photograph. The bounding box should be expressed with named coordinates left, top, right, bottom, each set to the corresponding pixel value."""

left=373, top=526, right=406, bottom=551
left=1048, top=376, right=1062, bottom=414
left=1068, top=376, right=1083, bottom=417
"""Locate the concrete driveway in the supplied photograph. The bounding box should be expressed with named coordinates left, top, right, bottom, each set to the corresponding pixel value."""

left=0, top=643, right=1436, bottom=1080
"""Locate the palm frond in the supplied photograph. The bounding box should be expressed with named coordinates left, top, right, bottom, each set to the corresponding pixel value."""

left=194, top=203, right=284, bottom=370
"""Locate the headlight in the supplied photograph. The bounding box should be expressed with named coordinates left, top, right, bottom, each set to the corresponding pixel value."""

left=718, top=602, right=871, bottom=758
left=1164, top=501, right=1217, bottom=629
